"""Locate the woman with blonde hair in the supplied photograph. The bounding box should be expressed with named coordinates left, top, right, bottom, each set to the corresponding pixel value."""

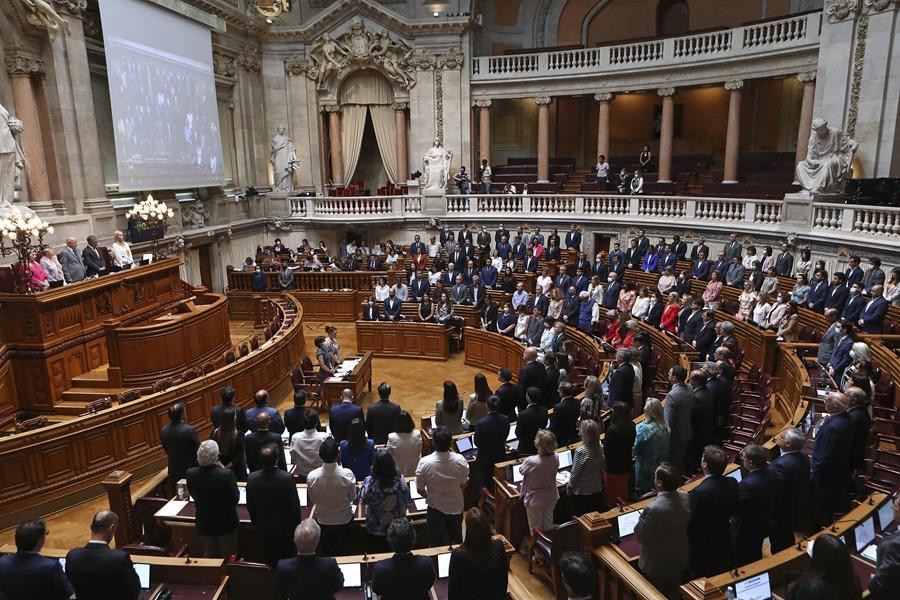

left=580, top=375, right=603, bottom=421
left=518, top=429, right=560, bottom=533
left=737, top=281, right=758, bottom=321
left=567, top=420, right=606, bottom=515
left=632, top=398, right=670, bottom=495
left=661, top=292, right=680, bottom=333
left=547, top=287, right=565, bottom=320
left=110, top=230, right=134, bottom=270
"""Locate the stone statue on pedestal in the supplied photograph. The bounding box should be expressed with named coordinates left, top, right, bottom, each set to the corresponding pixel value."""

left=796, top=118, right=858, bottom=195
left=421, top=139, right=452, bottom=192
left=270, top=127, right=297, bottom=192
left=0, top=103, right=25, bottom=206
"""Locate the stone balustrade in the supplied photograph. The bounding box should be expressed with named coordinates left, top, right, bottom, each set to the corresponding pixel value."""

left=812, top=202, right=900, bottom=236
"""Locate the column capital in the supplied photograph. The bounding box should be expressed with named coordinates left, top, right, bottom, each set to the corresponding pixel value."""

left=52, top=0, right=87, bottom=17
left=797, top=71, right=817, bottom=83
left=391, top=102, right=408, bottom=111
left=657, top=87, right=675, bottom=98
left=323, top=104, right=342, bottom=114
left=724, top=80, right=744, bottom=91
left=5, top=55, right=43, bottom=76
left=534, top=96, right=552, bottom=106
left=594, top=92, right=614, bottom=102
left=473, top=99, right=492, bottom=108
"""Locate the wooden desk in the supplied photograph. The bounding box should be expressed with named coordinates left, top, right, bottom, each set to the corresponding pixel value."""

left=321, top=352, right=373, bottom=406
left=226, top=268, right=405, bottom=293
left=294, top=290, right=359, bottom=320
left=464, top=327, right=528, bottom=374
left=356, top=321, right=451, bottom=360
left=104, top=293, right=231, bottom=387
left=714, top=309, right=778, bottom=373
left=0, top=258, right=185, bottom=410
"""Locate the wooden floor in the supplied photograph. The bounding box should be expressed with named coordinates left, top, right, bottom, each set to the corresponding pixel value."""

left=0, top=319, right=556, bottom=600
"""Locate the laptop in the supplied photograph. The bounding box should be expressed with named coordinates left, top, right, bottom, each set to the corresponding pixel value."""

left=727, top=468, right=743, bottom=483
left=557, top=449, right=573, bottom=470
left=133, top=563, right=151, bottom=590
left=731, top=572, right=772, bottom=600
left=455, top=435, right=477, bottom=458
left=877, top=497, right=895, bottom=532
left=850, top=517, right=878, bottom=563
left=617, top=509, right=643, bottom=538
left=338, top=563, right=362, bottom=588
left=437, top=552, right=451, bottom=578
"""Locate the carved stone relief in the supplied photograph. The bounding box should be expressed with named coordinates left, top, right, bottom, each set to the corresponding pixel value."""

left=237, top=46, right=261, bottom=73
left=181, top=199, right=210, bottom=230
left=213, top=51, right=236, bottom=78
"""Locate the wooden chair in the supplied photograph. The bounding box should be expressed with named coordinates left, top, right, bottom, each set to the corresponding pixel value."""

left=119, top=389, right=141, bottom=404
left=201, top=361, right=216, bottom=375
left=449, top=318, right=465, bottom=352
left=15, top=416, right=48, bottom=433
left=225, top=560, right=279, bottom=600
left=224, top=349, right=236, bottom=364
left=181, top=367, right=200, bottom=383
left=121, top=544, right=186, bottom=558
left=80, top=397, right=113, bottom=416
left=239, top=343, right=250, bottom=357
left=152, top=378, right=175, bottom=393
left=134, top=496, right=172, bottom=547
left=527, top=520, right=582, bottom=596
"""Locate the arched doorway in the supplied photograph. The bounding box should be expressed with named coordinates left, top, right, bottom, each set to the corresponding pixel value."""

left=338, top=70, right=401, bottom=191
left=657, top=0, right=689, bottom=37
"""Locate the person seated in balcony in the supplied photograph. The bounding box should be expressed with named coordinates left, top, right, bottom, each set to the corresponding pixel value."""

left=241, top=256, right=256, bottom=272
left=629, top=169, right=644, bottom=195
left=639, top=144, right=653, bottom=173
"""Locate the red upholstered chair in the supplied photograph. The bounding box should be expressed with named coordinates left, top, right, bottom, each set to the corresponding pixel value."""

left=527, top=520, right=582, bottom=596
left=225, top=559, right=279, bottom=600
left=224, top=349, right=236, bottom=364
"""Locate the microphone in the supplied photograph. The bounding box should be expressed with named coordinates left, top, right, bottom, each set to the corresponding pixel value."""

left=616, top=497, right=635, bottom=513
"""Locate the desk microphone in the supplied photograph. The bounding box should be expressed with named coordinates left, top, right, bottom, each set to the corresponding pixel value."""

left=616, top=498, right=635, bottom=512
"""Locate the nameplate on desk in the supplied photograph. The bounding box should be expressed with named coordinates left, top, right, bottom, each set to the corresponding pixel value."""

left=156, top=500, right=188, bottom=518
left=339, top=563, right=362, bottom=588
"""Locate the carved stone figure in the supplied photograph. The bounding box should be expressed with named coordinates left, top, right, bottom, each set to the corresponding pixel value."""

left=371, top=29, right=414, bottom=88
left=181, top=199, right=210, bottom=230
left=796, top=118, right=858, bottom=195
left=270, top=127, right=297, bottom=191
left=0, top=103, right=25, bottom=205
left=340, top=19, right=374, bottom=58
left=421, top=139, right=452, bottom=192
left=22, top=0, right=70, bottom=42
left=308, top=33, right=350, bottom=85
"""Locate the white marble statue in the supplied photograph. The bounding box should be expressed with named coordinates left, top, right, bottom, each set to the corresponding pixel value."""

left=308, top=33, right=349, bottom=85
left=796, top=118, right=858, bottom=195
left=421, top=139, right=453, bottom=192
left=0, top=103, right=25, bottom=206
left=22, top=0, right=70, bottom=42
left=270, top=127, right=297, bottom=192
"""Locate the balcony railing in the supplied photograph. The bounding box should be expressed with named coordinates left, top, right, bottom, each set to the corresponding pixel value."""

left=471, top=12, right=820, bottom=82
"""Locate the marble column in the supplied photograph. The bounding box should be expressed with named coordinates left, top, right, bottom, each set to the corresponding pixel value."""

left=594, top=92, right=613, bottom=160
left=475, top=99, right=492, bottom=166
left=5, top=57, right=52, bottom=213
left=657, top=87, right=675, bottom=183
left=325, top=105, right=344, bottom=186
left=722, top=80, right=744, bottom=184
left=393, top=102, right=408, bottom=183
left=795, top=71, right=817, bottom=168
left=535, top=96, right=552, bottom=183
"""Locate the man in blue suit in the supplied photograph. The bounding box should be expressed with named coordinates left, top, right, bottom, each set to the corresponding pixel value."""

left=565, top=224, right=582, bottom=250
left=768, top=428, right=811, bottom=552
left=554, top=264, right=572, bottom=292
left=383, top=289, right=403, bottom=320
left=660, top=248, right=678, bottom=273
left=0, top=519, right=74, bottom=600
left=607, top=349, right=635, bottom=408
left=827, top=320, right=856, bottom=383
left=858, top=285, right=889, bottom=333
left=276, top=520, right=344, bottom=600
left=811, top=392, right=855, bottom=525
left=473, top=395, right=510, bottom=488
left=481, top=262, right=498, bottom=288
left=692, top=252, right=711, bottom=280
left=841, top=284, right=865, bottom=323
left=328, top=389, right=364, bottom=442
left=807, top=270, right=829, bottom=313
left=732, top=444, right=778, bottom=564
left=409, top=235, right=426, bottom=256
left=372, top=518, right=435, bottom=600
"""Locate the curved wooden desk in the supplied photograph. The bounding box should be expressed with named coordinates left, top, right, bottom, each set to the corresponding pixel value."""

left=104, top=293, right=232, bottom=387
left=356, top=321, right=451, bottom=360
left=0, top=294, right=304, bottom=520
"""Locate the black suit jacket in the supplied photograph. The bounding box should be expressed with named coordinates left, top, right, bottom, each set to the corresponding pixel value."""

left=276, top=555, right=344, bottom=600
left=518, top=361, right=548, bottom=401
left=682, top=311, right=704, bottom=343
left=284, top=406, right=322, bottom=438
left=160, top=422, right=200, bottom=482
left=372, top=553, right=436, bottom=600
left=211, top=403, right=246, bottom=433
left=767, top=451, right=810, bottom=532
left=328, top=402, right=364, bottom=442
left=65, top=541, right=140, bottom=600
left=186, top=464, right=240, bottom=536
left=690, top=386, right=716, bottom=454
left=645, top=300, right=663, bottom=327
left=869, top=530, right=900, bottom=599
left=247, top=466, right=301, bottom=540
left=608, top=362, right=635, bottom=407
left=515, top=404, right=548, bottom=455
left=546, top=246, right=561, bottom=262
left=848, top=404, right=872, bottom=471
left=688, top=475, right=739, bottom=576
left=366, top=400, right=401, bottom=445
left=82, top=245, right=106, bottom=276
left=474, top=412, right=510, bottom=471
left=245, top=430, right=287, bottom=472
left=550, top=396, right=581, bottom=446
left=0, top=551, right=74, bottom=600
left=734, top=469, right=778, bottom=542
left=824, top=283, right=849, bottom=312
left=495, top=381, right=524, bottom=418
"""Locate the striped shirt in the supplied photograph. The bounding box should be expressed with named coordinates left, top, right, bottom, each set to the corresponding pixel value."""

left=568, top=445, right=606, bottom=496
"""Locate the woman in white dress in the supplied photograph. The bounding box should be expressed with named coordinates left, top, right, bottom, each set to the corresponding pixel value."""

left=737, top=282, right=758, bottom=321
left=751, top=291, right=773, bottom=327
left=536, top=266, right=553, bottom=295
left=374, top=277, right=390, bottom=302
left=110, top=230, right=134, bottom=270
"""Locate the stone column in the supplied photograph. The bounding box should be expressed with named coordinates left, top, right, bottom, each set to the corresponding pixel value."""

left=795, top=71, right=817, bottom=168
left=392, top=102, right=408, bottom=183
left=475, top=99, right=492, bottom=166
left=325, top=105, right=343, bottom=186
left=722, top=80, right=744, bottom=184
left=535, top=96, right=552, bottom=183
left=657, top=87, right=675, bottom=183
left=5, top=56, right=52, bottom=213
left=594, top=92, right=613, bottom=160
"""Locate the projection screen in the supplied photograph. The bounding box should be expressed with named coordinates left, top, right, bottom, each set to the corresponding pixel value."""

left=99, top=0, right=225, bottom=191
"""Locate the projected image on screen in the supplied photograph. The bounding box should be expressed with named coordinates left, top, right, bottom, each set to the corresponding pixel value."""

left=99, top=0, right=224, bottom=191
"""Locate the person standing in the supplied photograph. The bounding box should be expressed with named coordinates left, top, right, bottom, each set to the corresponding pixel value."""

left=519, top=430, right=560, bottom=534
left=0, top=519, right=74, bottom=600
left=58, top=237, right=86, bottom=283
left=811, top=392, right=855, bottom=525
left=732, top=445, right=778, bottom=564
left=82, top=235, right=107, bottom=277
left=64, top=511, right=139, bottom=600
left=366, top=382, right=402, bottom=445
left=415, top=426, right=470, bottom=546
left=633, top=399, right=670, bottom=496
left=868, top=493, right=900, bottom=599
left=688, top=445, right=738, bottom=577
left=371, top=518, right=436, bottom=600
left=603, top=402, right=636, bottom=506
left=160, top=403, right=200, bottom=492
left=473, top=396, right=510, bottom=489
left=447, top=508, right=509, bottom=600
left=567, top=420, right=606, bottom=516
left=635, top=464, right=690, bottom=599
left=247, top=445, right=302, bottom=567
left=186, top=440, right=240, bottom=558
left=478, top=159, right=492, bottom=194
left=275, top=520, right=345, bottom=600
left=328, top=388, right=364, bottom=443
left=664, top=366, right=693, bottom=475
left=359, top=451, right=415, bottom=554
left=595, top=155, right=610, bottom=189
left=768, top=428, right=811, bottom=553
left=306, top=438, right=357, bottom=557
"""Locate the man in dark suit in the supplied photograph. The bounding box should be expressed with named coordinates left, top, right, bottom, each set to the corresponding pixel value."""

left=571, top=268, right=589, bottom=294
left=473, top=396, right=510, bottom=487
left=495, top=367, right=524, bottom=418
left=680, top=299, right=705, bottom=343
left=550, top=383, right=580, bottom=446
left=664, top=366, right=693, bottom=475
left=807, top=270, right=829, bottom=313
left=496, top=235, right=512, bottom=260
left=844, top=255, right=864, bottom=289
left=0, top=519, right=74, bottom=600
left=367, top=254, right=382, bottom=271
left=659, top=249, right=678, bottom=273
left=824, top=272, right=849, bottom=312
left=575, top=252, right=591, bottom=275
left=462, top=259, right=478, bottom=284
left=704, top=362, right=731, bottom=441
left=523, top=250, right=538, bottom=274
left=688, top=445, right=738, bottom=577
left=545, top=240, right=562, bottom=262
left=410, top=270, right=430, bottom=301
left=827, top=320, right=856, bottom=382
left=245, top=389, right=285, bottom=434
left=845, top=386, right=872, bottom=475
left=212, top=385, right=246, bottom=432
left=868, top=493, right=900, bottom=599
left=602, top=273, right=621, bottom=309
left=516, top=387, right=548, bottom=456
left=372, top=518, right=436, bottom=600
left=285, top=389, right=322, bottom=438
left=858, top=285, right=889, bottom=333
left=767, top=427, right=811, bottom=553
left=518, top=347, right=548, bottom=404
left=690, top=237, right=709, bottom=261
left=712, top=251, right=729, bottom=278
left=608, top=241, right=623, bottom=266
left=692, top=312, right=717, bottom=358
left=383, top=289, right=403, bottom=321
left=440, top=226, right=454, bottom=246
left=246, top=412, right=287, bottom=473
left=554, top=264, right=572, bottom=292
left=692, top=252, right=711, bottom=280
left=468, top=274, right=487, bottom=308
left=495, top=224, right=510, bottom=245
left=841, top=283, right=866, bottom=323
left=671, top=235, right=688, bottom=261
left=624, top=239, right=642, bottom=270
left=607, top=349, right=635, bottom=409
left=732, top=444, right=778, bottom=564
left=457, top=226, right=473, bottom=246
left=328, top=389, right=364, bottom=442
left=160, top=403, right=200, bottom=491
left=366, top=382, right=401, bottom=445
left=687, top=370, right=715, bottom=474
left=775, top=242, right=793, bottom=277
left=187, top=441, right=240, bottom=557
left=409, top=235, right=426, bottom=257
left=451, top=247, right=466, bottom=268
left=512, top=236, right=527, bottom=261
left=562, top=286, right=581, bottom=325
left=722, top=233, right=742, bottom=262
left=565, top=224, right=582, bottom=250
left=863, top=256, right=885, bottom=292
left=65, top=512, right=140, bottom=599
left=811, top=392, right=855, bottom=525
left=532, top=286, right=550, bottom=317
left=276, top=520, right=344, bottom=600
left=645, top=291, right=664, bottom=327
left=82, top=235, right=107, bottom=277
left=634, top=229, right=650, bottom=257
left=247, top=445, right=302, bottom=567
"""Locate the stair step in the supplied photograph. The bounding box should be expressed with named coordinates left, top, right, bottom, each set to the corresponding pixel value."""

left=53, top=400, right=91, bottom=416
left=60, top=387, right=128, bottom=404
left=71, top=369, right=110, bottom=388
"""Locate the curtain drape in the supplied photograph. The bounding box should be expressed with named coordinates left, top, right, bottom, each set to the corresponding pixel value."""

left=369, top=105, right=399, bottom=184
left=341, top=104, right=367, bottom=185
left=339, top=70, right=394, bottom=105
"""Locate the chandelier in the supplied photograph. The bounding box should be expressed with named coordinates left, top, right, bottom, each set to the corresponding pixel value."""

left=0, top=204, right=54, bottom=294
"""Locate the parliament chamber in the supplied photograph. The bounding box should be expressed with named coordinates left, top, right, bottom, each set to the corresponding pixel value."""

left=1, top=1, right=900, bottom=599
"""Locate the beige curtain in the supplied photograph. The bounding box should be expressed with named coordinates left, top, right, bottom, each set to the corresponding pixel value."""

left=369, top=105, right=399, bottom=184
left=341, top=104, right=367, bottom=185
left=340, top=70, right=394, bottom=105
